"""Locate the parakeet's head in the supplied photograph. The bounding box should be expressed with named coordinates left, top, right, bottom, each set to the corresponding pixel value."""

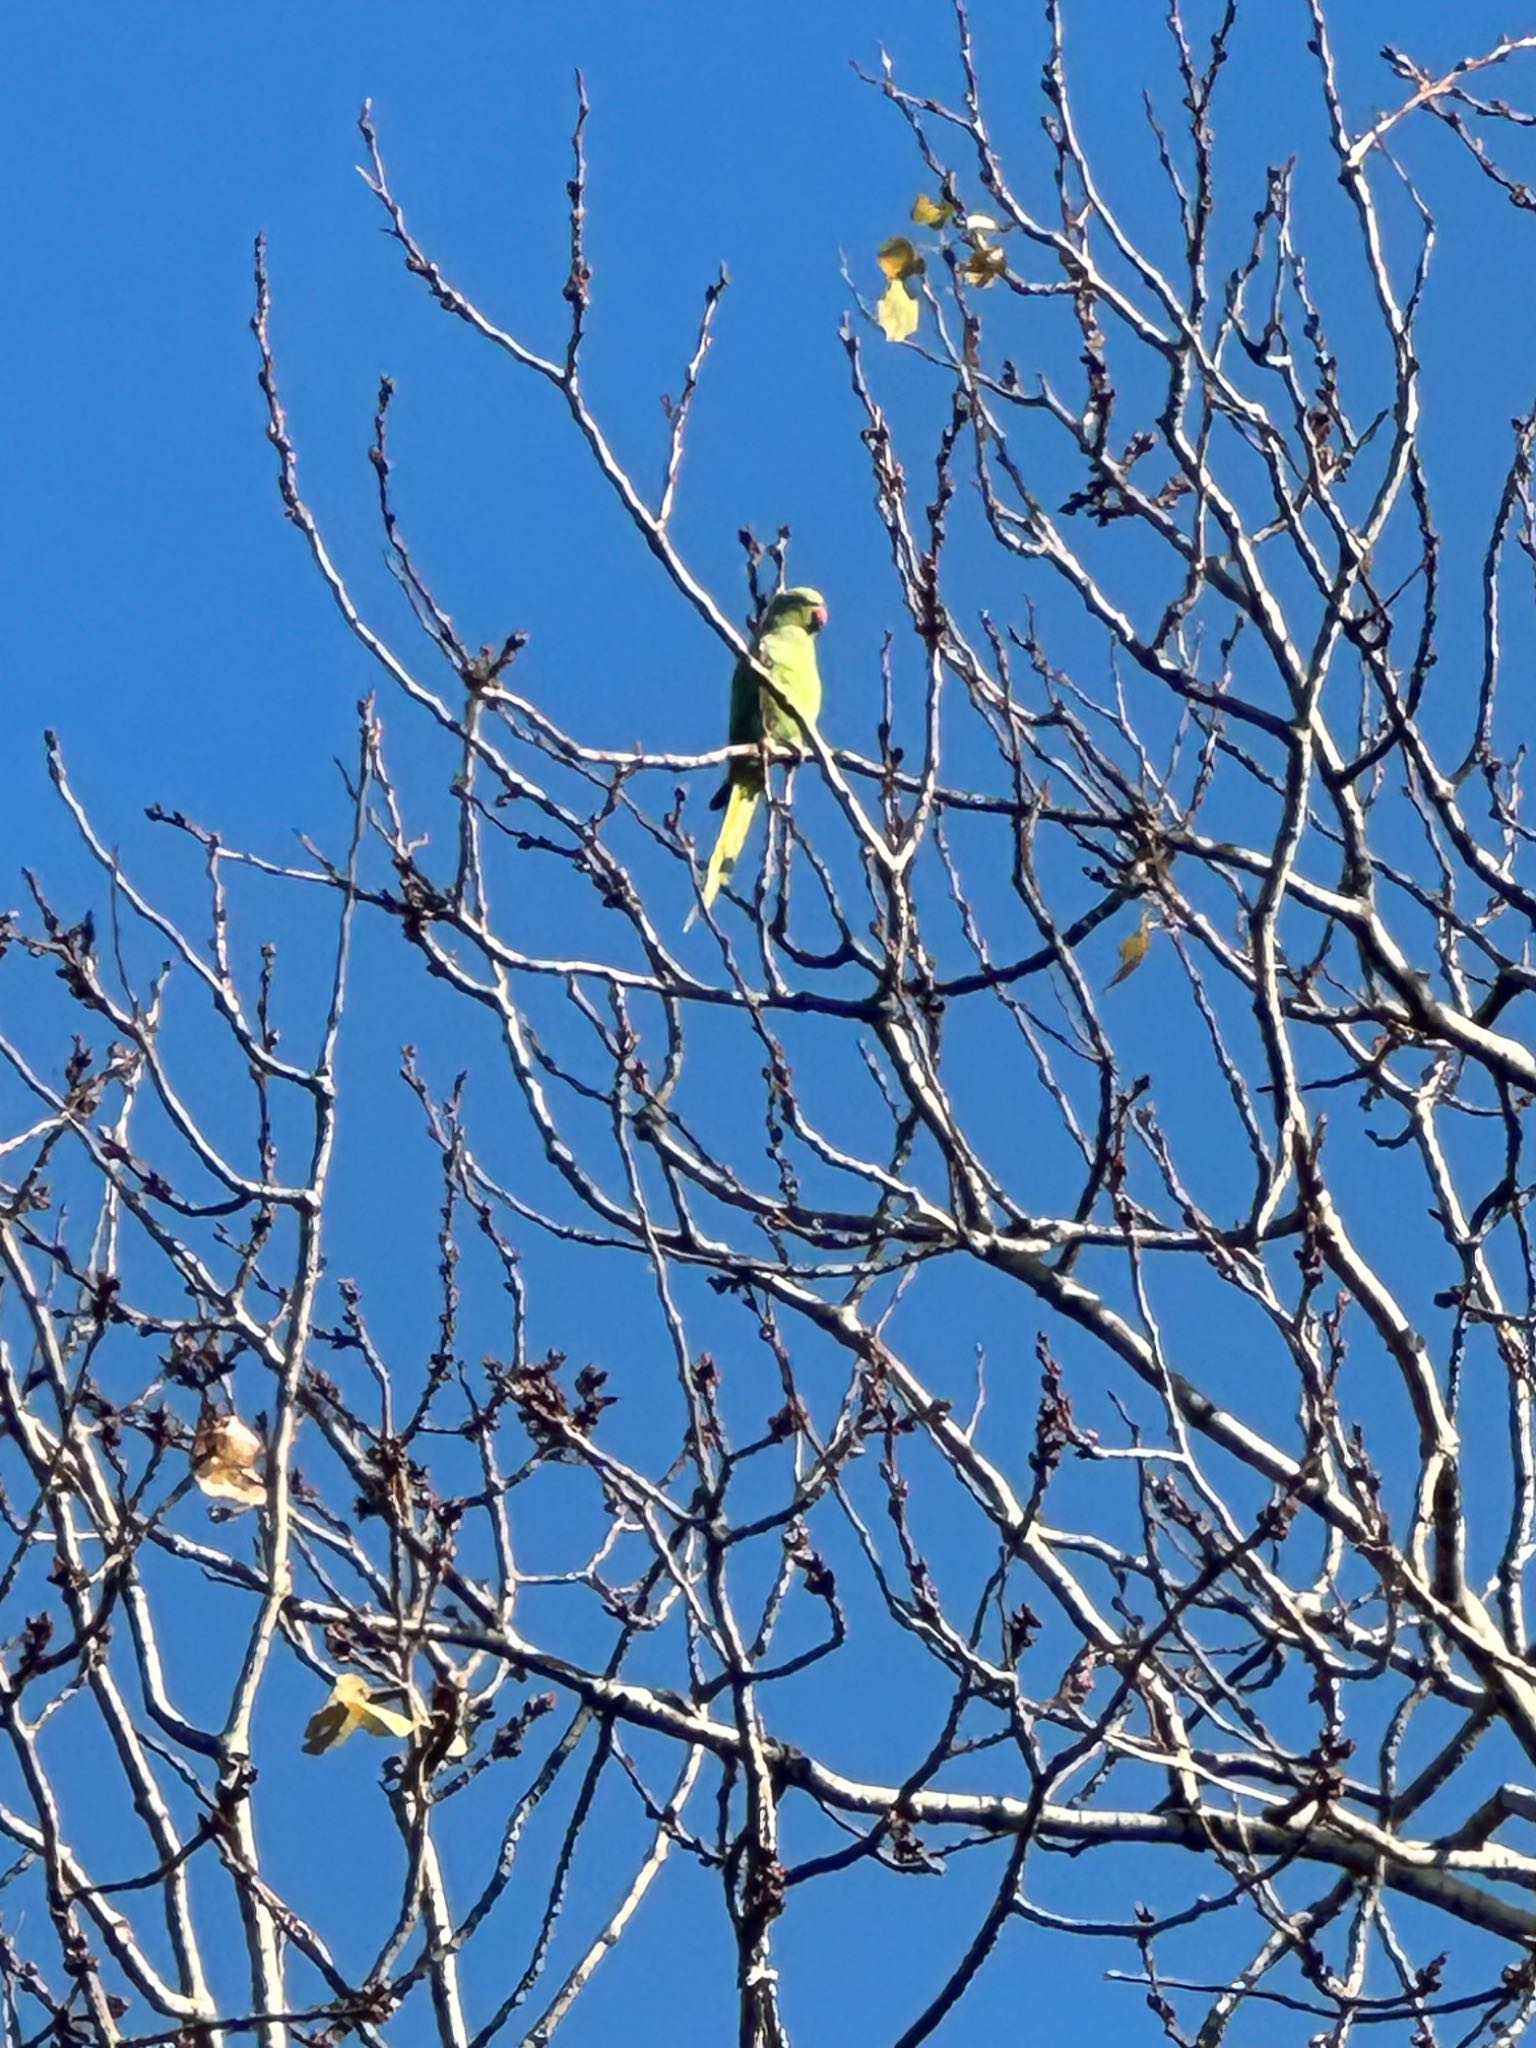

left=763, top=587, right=829, bottom=635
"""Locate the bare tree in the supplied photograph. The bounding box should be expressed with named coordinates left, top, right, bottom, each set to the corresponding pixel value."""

left=10, top=5, right=1536, bottom=2043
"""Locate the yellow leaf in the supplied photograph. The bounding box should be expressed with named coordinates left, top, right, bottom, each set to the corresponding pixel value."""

left=877, top=235, right=924, bottom=282
left=301, top=1697, right=353, bottom=1756
left=358, top=1701, right=418, bottom=1741
left=961, top=243, right=1007, bottom=288
left=303, top=1673, right=419, bottom=1755
left=876, top=279, right=920, bottom=342
left=911, top=192, right=953, bottom=227
left=1106, top=915, right=1152, bottom=989
left=192, top=1412, right=265, bottom=1509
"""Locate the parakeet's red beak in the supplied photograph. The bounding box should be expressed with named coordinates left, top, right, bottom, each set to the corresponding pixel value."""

left=811, top=604, right=829, bottom=632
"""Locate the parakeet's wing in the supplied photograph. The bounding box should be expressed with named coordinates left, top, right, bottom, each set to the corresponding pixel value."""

left=711, top=654, right=762, bottom=811
left=728, top=651, right=762, bottom=748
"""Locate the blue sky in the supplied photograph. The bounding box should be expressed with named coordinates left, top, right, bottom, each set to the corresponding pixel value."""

left=7, top=3, right=1536, bottom=2042
left=6, top=0, right=1534, bottom=853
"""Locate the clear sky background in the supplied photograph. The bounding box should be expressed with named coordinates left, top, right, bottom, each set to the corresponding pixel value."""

left=7, top=3, right=1536, bottom=2042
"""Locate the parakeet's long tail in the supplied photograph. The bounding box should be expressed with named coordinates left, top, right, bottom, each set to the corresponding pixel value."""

left=689, top=780, right=760, bottom=925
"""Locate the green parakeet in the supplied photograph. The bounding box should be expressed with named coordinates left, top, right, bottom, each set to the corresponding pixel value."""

left=694, top=586, right=828, bottom=918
